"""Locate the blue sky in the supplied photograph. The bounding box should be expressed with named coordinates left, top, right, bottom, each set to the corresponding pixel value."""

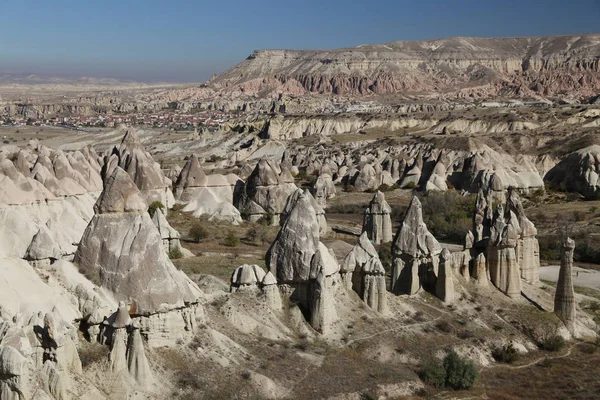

left=0, top=0, right=598, bottom=82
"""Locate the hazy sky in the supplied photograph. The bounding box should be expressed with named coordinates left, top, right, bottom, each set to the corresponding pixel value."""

left=0, top=0, right=598, bottom=82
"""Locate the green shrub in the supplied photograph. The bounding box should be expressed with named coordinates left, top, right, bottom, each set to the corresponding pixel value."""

left=491, top=343, right=519, bottom=364
left=169, top=247, right=183, bottom=259
left=538, top=333, right=566, bottom=352
left=419, top=350, right=479, bottom=390
left=148, top=201, right=165, bottom=218
left=443, top=350, right=479, bottom=390
left=189, top=223, right=208, bottom=243
left=223, top=231, right=239, bottom=247
left=404, top=181, right=417, bottom=190
left=418, top=359, right=447, bottom=388
left=419, top=192, right=475, bottom=244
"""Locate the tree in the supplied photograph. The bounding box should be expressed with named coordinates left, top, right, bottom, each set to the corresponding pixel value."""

left=147, top=201, right=165, bottom=218
left=189, top=223, right=208, bottom=243
left=223, top=231, right=239, bottom=247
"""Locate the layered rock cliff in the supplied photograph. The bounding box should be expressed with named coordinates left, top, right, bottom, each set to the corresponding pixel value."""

left=209, top=34, right=600, bottom=98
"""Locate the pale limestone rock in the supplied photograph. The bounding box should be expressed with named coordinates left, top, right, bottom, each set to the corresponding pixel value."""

left=109, top=328, right=128, bottom=374
left=25, top=224, right=61, bottom=268
left=353, top=164, right=378, bottom=191
left=174, top=154, right=241, bottom=223
left=340, top=233, right=388, bottom=313
left=435, top=249, right=454, bottom=303
left=505, top=188, right=540, bottom=284
left=262, top=272, right=283, bottom=311
left=236, top=158, right=298, bottom=224
left=362, top=191, right=393, bottom=245
left=391, top=196, right=441, bottom=295
left=488, top=206, right=522, bottom=299
left=473, top=253, right=490, bottom=287
left=280, top=188, right=328, bottom=235
left=151, top=208, right=182, bottom=254
left=554, top=238, right=576, bottom=334
left=126, top=327, right=152, bottom=387
left=230, top=264, right=267, bottom=292
left=74, top=167, right=201, bottom=315
left=104, top=129, right=175, bottom=208
left=266, top=190, right=340, bottom=333
left=0, top=346, right=28, bottom=400
left=310, top=173, right=336, bottom=208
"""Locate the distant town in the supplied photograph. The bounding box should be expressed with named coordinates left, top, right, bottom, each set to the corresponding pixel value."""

left=0, top=108, right=240, bottom=131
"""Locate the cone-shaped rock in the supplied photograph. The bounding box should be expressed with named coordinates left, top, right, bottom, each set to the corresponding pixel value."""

left=127, top=328, right=152, bottom=386
left=341, top=232, right=388, bottom=313
left=267, top=191, right=320, bottom=282
left=488, top=205, right=521, bottom=299
left=173, top=154, right=208, bottom=200
left=362, top=191, right=393, bottom=245
left=104, top=129, right=175, bottom=207
left=265, top=190, right=340, bottom=333
left=74, top=167, right=201, bottom=315
left=473, top=252, right=490, bottom=286
left=554, top=237, right=576, bottom=334
left=505, top=188, right=540, bottom=284
left=391, top=196, right=441, bottom=295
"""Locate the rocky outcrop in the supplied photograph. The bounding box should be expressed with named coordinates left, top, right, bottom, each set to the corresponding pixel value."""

left=236, top=158, right=298, bottom=224
left=391, top=196, right=441, bottom=295
left=310, top=172, right=336, bottom=208
left=340, top=232, right=388, bottom=313
left=74, top=167, right=201, bottom=315
left=151, top=208, right=182, bottom=254
left=280, top=188, right=328, bottom=235
left=487, top=205, right=522, bottom=299
left=174, top=154, right=242, bottom=223
left=546, top=145, right=600, bottom=199
left=266, top=190, right=340, bottom=334
left=554, top=238, right=576, bottom=334
left=435, top=249, right=455, bottom=303
left=210, top=34, right=600, bottom=98
left=0, top=145, right=100, bottom=260
left=473, top=253, right=490, bottom=287
left=102, top=129, right=175, bottom=208
left=505, top=188, right=540, bottom=284
left=362, top=191, right=393, bottom=245
left=230, top=264, right=267, bottom=292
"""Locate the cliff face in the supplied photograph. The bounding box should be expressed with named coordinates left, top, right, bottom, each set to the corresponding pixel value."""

left=209, top=35, right=600, bottom=98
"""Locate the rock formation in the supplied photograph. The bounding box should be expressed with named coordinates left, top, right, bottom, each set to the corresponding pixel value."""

left=362, top=191, right=393, bottom=245
left=435, top=248, right=455, bottom=303
left=391, top=196, right=441, bottom=295
left=266, top=190, right=340, bottom=333
left=487, top=205, right=522, bottom=299
left=236, top=158, right=298, bottom=224
left=210, top=34, right=600, bottom=98
left=280, top=188, right=328, bottom=235
left=74, top=167, right=201, bottom=314
left=505, top=188, right=540, bottom=284
left=554, top=237, right=576, bottom=334
left=102, top=129, right=175, bottom=208
left=174, top=154, right=242, bottom=223
left=151, top=207, right=182, bottom=254
left=546, top=145, right=600, bottom=199
left=310, top=171, right=336, bottom=208
left=473, top=252, right=490, bottom=287
left=230, top=264, right=267, bottom=292
left=340, top=232, right=388, bottom=313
